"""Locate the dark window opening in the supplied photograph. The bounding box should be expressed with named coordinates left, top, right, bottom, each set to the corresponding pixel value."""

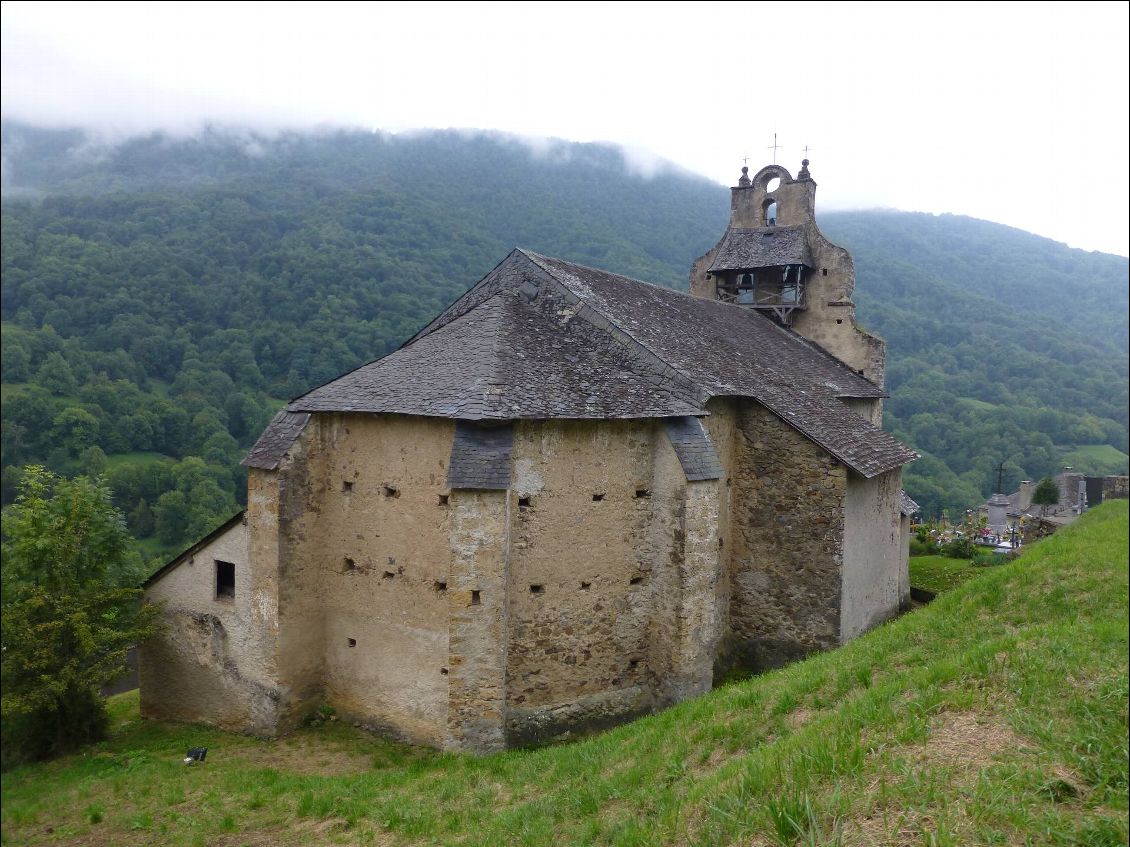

left=215, top=560, right=235, bottom=600
left=347, top=637, right=356, bottom=648
left=518, top=496, right=531, bottom=509
left=382, top=485, right=400, bottom=498
left=629, top=658, right=641, bottom=669
left=580, top=581, right=591, bottom=590
left=342, top=480, right=353, bottom=493
left=470, top=590, right=481, bottom=606
left=634, top=489, right=651, bottom=499
left=530, top=584, right=545, bottom=595
left=437, top=494, right=449, bottom=506
left=382, top=570, right=395, bottom=580
left=737, top=272, right=755, bottom=305
left=718, top=537, right=724, bottom=548
left=821, top=268, right=828, bottom=276
left=440, top=667, right=449, bottom=675
left=434, top=580, right=447, bottom=592
left=836, top=319, right=843, bottom=324
left=726, top=477, right=732, bottom=487
left=629, top=575, right=644, bottom=586
left=592, top=493, right=605, bottom=502
left=344, top=557, right=356, bottom=572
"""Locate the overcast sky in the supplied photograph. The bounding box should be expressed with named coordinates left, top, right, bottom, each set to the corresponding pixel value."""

left=3, top=1, right=1128, bottom=255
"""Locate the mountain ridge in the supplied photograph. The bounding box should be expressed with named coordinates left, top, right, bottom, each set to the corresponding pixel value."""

left=1, top=122, right=1125, bottom=548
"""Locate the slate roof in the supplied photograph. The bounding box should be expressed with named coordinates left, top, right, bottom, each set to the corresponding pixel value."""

left=447, top=422, right=514, bottom=490
left=664, top=417, right=724, bottom=481
left=708, top=226, right=814, bottom=272
left=899, top=491, right=920, bottom=517
left=284, top=250, right=917, bottom=478
left=243, top=411, right=311, bottom=470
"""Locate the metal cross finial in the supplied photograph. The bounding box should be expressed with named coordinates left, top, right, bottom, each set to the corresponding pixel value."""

left=742, top=153, right=749, bottom=166
left=767, top=133, right=782, bottom=164
left=995, top=461, right=1008, bottom=494
left=802, top=145, right=813, bottom=157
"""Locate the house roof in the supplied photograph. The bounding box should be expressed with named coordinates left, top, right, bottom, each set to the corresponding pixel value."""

left=708, top=226, right=814, bottom=272
left=243, top=411, right=310, bottom=470
left=275, top=250, right=916, bottom=478
left=899, top=491, right=920, bottom=517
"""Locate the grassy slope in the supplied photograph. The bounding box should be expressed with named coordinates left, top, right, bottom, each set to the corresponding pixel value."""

left=1058, top=445, right=1130, bottom=476
left=908, top=554, right=985, bottom=594
left=2, top=503, right=1127, bottom=847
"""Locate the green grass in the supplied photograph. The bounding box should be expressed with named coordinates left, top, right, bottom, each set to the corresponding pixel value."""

left=1058, top=444, right=1130, bottom=476
left=3, top=503, right=1127, bottom=847
left=956, top=396, right=998, bottom=411
left=909, top=554, right=985, bottom=593
left=104, top=450, right=176, bottom=470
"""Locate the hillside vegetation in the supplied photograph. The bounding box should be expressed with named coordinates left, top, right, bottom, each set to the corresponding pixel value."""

left=2, top=502, right=1126, bottom=846
left=1, top=124, right=1127, bottom=562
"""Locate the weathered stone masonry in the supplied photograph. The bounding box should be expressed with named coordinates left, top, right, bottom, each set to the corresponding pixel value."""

left=140, top=159, right=917, bottom=752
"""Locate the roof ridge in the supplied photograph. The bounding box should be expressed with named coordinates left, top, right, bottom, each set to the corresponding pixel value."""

left=518, top=248, right=706, bottom=307
left=518, top=250, right=708, bottom=398
left=519, top=248, right=880, bottom=395
left=402, top=249, right=525, bottom=348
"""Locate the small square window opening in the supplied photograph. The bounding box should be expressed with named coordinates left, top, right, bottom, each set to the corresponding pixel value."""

left=215, top=560, right=235, bottom=600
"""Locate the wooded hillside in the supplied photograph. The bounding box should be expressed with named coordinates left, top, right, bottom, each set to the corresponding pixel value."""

left=2, top=123, right=1126, bottom=561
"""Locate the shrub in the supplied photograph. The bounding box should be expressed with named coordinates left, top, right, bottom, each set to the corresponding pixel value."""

left=1, top=467, right=160, bottom=768
left=972, top=550, right=1007, bottom=568
left=909, top=538, right=941, bottom=557
left=943, top=536, right=977, bottom=559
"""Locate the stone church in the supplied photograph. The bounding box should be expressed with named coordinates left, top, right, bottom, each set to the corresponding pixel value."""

left=140, top=160, right=919, bottom=752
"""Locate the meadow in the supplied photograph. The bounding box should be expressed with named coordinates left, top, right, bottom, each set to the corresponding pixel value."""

left=2, top=502, right=1126, bottom=847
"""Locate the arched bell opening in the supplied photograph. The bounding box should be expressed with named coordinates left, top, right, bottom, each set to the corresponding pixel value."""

left=763, top=198, right=778, bottom=226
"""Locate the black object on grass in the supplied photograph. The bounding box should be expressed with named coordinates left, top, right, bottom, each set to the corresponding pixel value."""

left=184, top=747, right=208, bottom=764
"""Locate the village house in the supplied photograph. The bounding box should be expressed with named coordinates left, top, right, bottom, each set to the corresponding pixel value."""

left=140, top=161, right=919, bottom=752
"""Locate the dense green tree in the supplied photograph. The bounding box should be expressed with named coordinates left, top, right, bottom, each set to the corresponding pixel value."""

left=0, top=333, right=31, bottom=381
left=128, top=497, right=155, bottom=538
left=34, top=351, right=76, bottom=396
left=153, top=489, right=189, bottom=545
left=50, top=407, right=101, bottom=457
left=0, top=466, right=160, bottom=767
left=1033, top=476, right=1061, bottom=515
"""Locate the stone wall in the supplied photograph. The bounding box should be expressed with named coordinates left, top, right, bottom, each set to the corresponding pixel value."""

left=898, top=512, right=913, bottom=611
left=1022, top=517, right=1061, bottom=544
left=140, top=516, right=283, bottom=734
left=504, top=419, right=660, bottom=745
left=1103, top=475, right=1129, bottom=500
left=269, top=417, right=331, bottom=728
left=446, top=489, right=509, bottom=752
left=790, top=225, right=886, bottom=392
left=145, top=399, right=909, bottom=750
left=309, top=414, right=456, bottom=746
left=700, top=400, right=738, bottom=677
left=841, top=397, right=884, bottom=427
left=841, top=468, right=904, bottom=640
left=721, top=401, right=847, bottom=672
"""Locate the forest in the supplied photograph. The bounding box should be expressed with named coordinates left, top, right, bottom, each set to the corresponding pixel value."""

left=2, top=122, right=1127, bottom=566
